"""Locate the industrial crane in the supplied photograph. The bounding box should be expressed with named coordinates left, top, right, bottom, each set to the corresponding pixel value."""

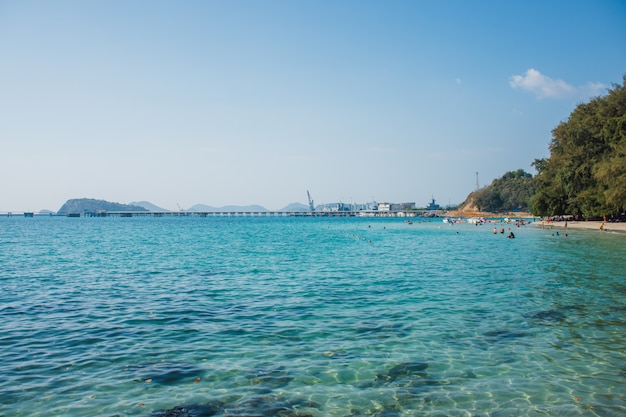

left=307, top=190, right=315, bottom=212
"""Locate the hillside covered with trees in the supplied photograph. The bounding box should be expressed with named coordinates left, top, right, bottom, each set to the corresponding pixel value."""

left=531, top=76, right=626, bottom=218
left=462, top=169, right=536, bottom=213
left=57, top=199, right=148, bottom=215
left=459, top=75, right=625, bottom=218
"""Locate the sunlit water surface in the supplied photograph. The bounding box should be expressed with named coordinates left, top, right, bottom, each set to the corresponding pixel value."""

left=1, top=216, right=624, bottom=417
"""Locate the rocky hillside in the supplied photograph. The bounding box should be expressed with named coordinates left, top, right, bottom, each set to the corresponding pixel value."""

left=460, top=169, right=536, bottom=213
left=57, top=199, right=148, bottom=214
left=458, top=196, right=479, bottom=212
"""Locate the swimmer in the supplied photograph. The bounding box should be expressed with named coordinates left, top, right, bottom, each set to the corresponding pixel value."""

left=507, top=232, right=515, bottom=239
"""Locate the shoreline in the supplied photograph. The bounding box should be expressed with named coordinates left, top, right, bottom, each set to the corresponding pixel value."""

left=534, top=220, right=626, bottom=234
left=447, top=210, right=626, bottom=235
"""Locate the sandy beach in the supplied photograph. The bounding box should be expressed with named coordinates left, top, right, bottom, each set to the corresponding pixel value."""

left=535, top=220, right=626, bottom=233
left=446, top=210, right=626, bottom=234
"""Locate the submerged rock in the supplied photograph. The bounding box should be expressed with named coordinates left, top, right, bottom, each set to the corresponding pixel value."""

left=375, top=361, right=429, bottom=383
left=146, top=395, right=319, bottom=417
left=482, top=329, right=528, bottom=342
left=527, top=309, right=566, bottom=322
left=148, top=403, right=219, bottom=417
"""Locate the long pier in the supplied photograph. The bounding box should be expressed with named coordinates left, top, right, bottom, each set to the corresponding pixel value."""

left=2, top=210, right=434, bottom=218
left=94, top=211, right=343, bottom=217
left=77, top=210, right=424, bottom=218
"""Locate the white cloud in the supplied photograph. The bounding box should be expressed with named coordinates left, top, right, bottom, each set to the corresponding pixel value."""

left=509, top=68, right=606, bottom=100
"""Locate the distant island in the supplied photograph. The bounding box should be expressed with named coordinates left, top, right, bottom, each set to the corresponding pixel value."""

left=57, top=199, right=148, bottom=215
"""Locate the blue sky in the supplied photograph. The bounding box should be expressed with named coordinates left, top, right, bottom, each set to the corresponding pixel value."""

left=1, top=1, right=624, bottom=212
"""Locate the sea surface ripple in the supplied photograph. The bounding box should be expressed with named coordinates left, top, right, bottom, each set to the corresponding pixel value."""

left=0, top=216, right=625, bottom=416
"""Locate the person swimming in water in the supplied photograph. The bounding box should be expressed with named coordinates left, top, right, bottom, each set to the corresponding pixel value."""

left=508, top=232, right=515, bottom=239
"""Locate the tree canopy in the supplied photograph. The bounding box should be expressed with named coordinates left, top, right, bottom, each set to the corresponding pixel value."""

left=531, top=75, right=626, bottom=218
left=464, top=169, right=536, bottom=213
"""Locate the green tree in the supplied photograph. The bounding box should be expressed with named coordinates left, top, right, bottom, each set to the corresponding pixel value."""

left=532, top=76, right=626, bottom=217
left=465, top=169, right=536, bottom=212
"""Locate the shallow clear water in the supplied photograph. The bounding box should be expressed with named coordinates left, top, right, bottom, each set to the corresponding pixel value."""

left=1, top=216, right=624, bottom=417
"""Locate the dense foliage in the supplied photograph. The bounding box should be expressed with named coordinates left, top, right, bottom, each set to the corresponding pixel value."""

left=465, top=169, right=536, bottom=212
left=531, top=76, right=626, bottom=218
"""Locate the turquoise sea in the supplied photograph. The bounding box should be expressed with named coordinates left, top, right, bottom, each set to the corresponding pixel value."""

left=1, top=216, right=625, bottom=417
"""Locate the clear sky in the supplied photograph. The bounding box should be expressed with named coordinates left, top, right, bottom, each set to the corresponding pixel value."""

left=1, top=1, right=625, bottom=212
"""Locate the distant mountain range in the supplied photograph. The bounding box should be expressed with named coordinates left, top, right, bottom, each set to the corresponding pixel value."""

left=187, top=203, right=269, bottom=212
left=279, top=202, right=309, bottom=212
left=56, top=199, right=310, bottom=214
left=129, top=201, right=170, bottom=212
left=186, top=202, right=309, bottom=212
